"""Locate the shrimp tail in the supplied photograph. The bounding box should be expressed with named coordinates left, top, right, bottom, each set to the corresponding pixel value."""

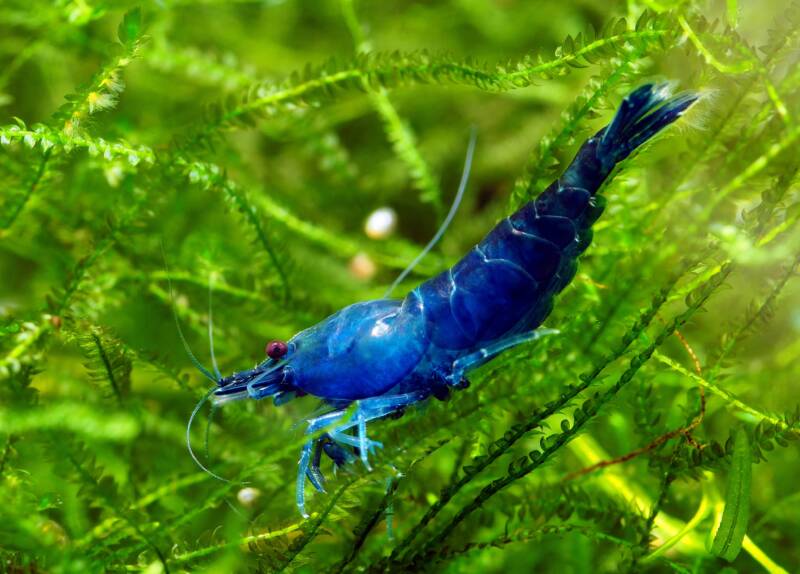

left=561, top=83, right=699, bottom=192
left=598, top=83, right=698, bottom=169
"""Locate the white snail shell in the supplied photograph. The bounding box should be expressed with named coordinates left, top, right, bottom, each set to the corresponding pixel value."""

left=364, top=207, right=397, bottom=239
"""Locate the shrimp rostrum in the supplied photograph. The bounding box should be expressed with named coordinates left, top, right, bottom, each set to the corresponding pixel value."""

left=190, top=83, right=698, bottom=516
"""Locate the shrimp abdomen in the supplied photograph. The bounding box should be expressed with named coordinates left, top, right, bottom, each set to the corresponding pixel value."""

left=417, top=84, right=698, bottom=350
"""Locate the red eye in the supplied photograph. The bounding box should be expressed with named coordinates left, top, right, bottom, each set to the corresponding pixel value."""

left=266, top=340, right=288, bottom=359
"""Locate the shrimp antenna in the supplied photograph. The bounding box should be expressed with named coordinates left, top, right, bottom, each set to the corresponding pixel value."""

left=187, top=386, right=233, bottom=482
left=204, top=403, right=218, bottom=460
left=384, top=127, right=477, bottom=298
left=176, top=313, right=218, bottom=384
left=208, top=273, right=222, bottom=380
left=160, top=244, right=218, bottom=384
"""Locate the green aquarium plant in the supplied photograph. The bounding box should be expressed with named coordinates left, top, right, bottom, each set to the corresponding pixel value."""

left=1, top=1, right=799, bottom=573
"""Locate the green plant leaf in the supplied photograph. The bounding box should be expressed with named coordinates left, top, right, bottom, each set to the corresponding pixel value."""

left=711, top=427, right=752, bottom=562
left=118, top=8, right=143, bottom=47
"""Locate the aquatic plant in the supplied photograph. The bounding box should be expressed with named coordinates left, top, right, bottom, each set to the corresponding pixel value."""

left=1, top=1, right=799, bottom=572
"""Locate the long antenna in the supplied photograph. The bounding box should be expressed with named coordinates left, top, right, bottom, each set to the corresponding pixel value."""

left=384, top=127, right=477, bottom=298
left=186, top=387, right=232, bottom=482
left=160, top=243, right=217, bottom=383
left=208, top=273, right=222, bottom=380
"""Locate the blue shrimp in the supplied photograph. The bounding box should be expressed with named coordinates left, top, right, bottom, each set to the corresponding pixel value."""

left=190, top=83, right=698, bottom=516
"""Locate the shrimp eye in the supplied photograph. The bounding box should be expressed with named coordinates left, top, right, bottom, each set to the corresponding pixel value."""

left=266, top=340, right=288, bottom=359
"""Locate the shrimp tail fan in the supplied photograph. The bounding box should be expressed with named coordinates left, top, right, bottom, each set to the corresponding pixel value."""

left=597, top=82, right=699, bottom=171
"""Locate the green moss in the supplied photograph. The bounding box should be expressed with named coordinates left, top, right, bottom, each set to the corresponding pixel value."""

left=1, top=1, right=799, bottom=572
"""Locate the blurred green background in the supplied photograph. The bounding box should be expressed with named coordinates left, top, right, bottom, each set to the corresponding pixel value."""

left=1, top=0, right=799, bottom=572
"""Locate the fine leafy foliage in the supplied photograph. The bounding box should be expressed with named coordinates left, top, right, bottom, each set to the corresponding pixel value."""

left=1, top=1, right=800, bottom=573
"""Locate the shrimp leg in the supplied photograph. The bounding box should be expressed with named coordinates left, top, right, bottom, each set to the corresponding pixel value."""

left=302, top=433, right=353, bottom=503
left=298, top=409, right=349, bottom=516
left=328, top=391, right=428, bottom=470
left=297, top=439, right=315, bottom=517
left=306, top=438, right=327, bottom=492
left=297, top=392, right=427, bottom=516
left=446, top=328, right=559, bottom=386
